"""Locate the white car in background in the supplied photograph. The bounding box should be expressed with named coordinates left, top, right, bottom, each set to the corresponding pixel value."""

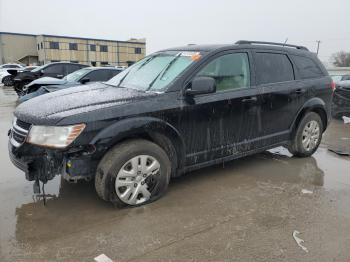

left=0, top=63, right=24, bottom=71
left=0, top=65, right=37, bottom=86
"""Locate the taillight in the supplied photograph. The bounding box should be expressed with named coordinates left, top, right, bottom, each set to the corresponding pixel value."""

left=331, top=81, right=336, bottom=92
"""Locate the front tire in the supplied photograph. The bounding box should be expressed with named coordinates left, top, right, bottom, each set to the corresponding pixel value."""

left=95, top=139, right=171, bottom=207
left=3, top=75, right=14, bottom=86
left=289, top=112, right=323, bottom=157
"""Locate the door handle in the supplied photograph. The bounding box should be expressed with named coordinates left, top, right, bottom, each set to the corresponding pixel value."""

left=241, top=96, right=257, bottom=103
left=57, top=74, right=64, bottom=78
left=295, top=88, right=306, bottom=94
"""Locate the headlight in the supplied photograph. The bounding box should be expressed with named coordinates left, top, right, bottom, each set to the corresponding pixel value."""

left=27, top=124, right=85, bottom=148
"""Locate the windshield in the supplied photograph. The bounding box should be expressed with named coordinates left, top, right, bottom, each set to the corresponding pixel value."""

left=65, top=68, right=92, bottom=82
left=107, top=51, right=201, bottom=92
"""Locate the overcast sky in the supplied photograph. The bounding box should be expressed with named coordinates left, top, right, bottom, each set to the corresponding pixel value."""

left=1, top=0, right=350, bottom=64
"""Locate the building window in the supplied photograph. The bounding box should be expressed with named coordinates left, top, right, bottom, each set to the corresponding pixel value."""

left=100, top=45, right=108, bottom=52
left=37, top=44, right=40, bottom=50
left=101, top=62, right=109, bottom=66
left=90, top=44, right=96, bottom=51
left=91, top=61, right=96, bottom=66
left=41, top=42, right=43, bottom=49
left=69, top=43, right=78, bottom=50
left=135, top=47, right=142, bottom=54
left=49, top=42, right=59, bottom=49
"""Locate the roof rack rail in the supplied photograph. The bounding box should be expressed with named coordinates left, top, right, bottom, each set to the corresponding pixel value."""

left=235, top=40, right=309, bottom=51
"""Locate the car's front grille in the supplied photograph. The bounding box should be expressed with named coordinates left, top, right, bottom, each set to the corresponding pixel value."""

left=10, top=118, right=31, bottom=147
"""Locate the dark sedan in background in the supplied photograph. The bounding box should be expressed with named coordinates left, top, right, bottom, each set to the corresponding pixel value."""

left=10, top=62, right=88, bottom=95
left=19, top=67, right=122, bottom=102
left=332, top=80, right=350, bottom=118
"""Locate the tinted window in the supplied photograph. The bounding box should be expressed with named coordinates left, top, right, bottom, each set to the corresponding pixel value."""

left=69, top=43, right=78, bottom=50
left=90, top=44, right=96, bottom=51
left=66, top=64, right=83, bottom=74
left=197, top=53, right=250, bottom=91
left=100, top=45, right=108, bottom=52
left=291, top=55, right=324, bottom=79
left=85, top=69, right=112, bottom=82
left=109, top=70, right=121, bottom=78
left=255, top=53, right=294, bottom=84
left=4, top=65, right=21, bottom=68
left=44, top=64, right=64, bottom=74
left=49, top=42, right=59, bottom=49
left=342, top=75, right=350, bottom=81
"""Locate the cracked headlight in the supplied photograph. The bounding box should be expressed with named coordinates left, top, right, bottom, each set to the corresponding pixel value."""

left=27, top=124, right=85, bottom=148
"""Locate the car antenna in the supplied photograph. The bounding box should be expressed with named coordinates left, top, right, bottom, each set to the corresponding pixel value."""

left=283, top=38, right=288, bottom=47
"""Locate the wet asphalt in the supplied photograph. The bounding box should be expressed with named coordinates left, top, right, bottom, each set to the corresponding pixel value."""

left=0, top=85, right=350, bottom=262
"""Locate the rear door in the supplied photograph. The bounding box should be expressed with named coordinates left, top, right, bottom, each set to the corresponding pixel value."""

left=253, top=51, right=297, bottom=147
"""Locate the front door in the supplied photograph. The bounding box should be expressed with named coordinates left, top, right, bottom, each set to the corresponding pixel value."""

left=181, top=51, right=261, bottom=166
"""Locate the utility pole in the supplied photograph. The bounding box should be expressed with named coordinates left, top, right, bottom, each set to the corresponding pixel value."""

left=316, top=40, right=321, bottom=56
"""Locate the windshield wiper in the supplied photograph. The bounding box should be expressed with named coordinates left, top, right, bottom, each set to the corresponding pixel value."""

left=147, top=52, right=182, bottom=90
left=116, top=55, right=157, bottom=88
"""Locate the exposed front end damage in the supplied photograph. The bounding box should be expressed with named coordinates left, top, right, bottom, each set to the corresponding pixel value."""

left=8, top=118, right=97, bottom=189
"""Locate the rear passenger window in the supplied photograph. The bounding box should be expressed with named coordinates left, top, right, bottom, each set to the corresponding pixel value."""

left=255, top=53, right=294, bottom=84
left=66, top=64, right=82, bottom=74
left=197, top=53, right=250, bottom=92
left=291, top=55, right=324, bottom=79
left=86, top=70, right=111, bottom=82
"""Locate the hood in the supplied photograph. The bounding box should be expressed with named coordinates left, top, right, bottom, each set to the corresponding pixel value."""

left=15, top=82, right=156, bottom=125
left=26, top=77, right=67, bottom=88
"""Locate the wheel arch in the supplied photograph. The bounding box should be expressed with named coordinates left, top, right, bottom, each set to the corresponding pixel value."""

left=90, top=117, right=185, bottom=176
left=291, top=97, right=328, bottom=137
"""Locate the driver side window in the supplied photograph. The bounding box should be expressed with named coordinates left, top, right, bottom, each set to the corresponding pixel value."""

left=197, top=53, right=250, bottom=92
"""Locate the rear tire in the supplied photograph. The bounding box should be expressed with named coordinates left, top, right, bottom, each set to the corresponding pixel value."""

left=95, top=139, right=171, bottom=207
left=288, top=112, right=323, bottom=157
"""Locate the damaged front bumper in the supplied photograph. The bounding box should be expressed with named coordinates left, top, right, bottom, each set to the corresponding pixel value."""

left=8, top=134, right=98, bottom=183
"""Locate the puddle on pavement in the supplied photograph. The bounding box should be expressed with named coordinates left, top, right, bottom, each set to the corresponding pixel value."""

left=0, top=85, right=350, bottom=260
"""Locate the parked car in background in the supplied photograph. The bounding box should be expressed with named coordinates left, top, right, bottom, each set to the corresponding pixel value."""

left=331, top=74, right=350, bottom=83
left=8, top=41, right=333, bottom=207
left=332, top=80, right=350, bottom=118
left=10, top=62, right=88, bottom=95
left=19, top=67, right=122, bottom=102
left=0, top=66, right=38, bottom=86
left=0, top=63, right=24, bottom=70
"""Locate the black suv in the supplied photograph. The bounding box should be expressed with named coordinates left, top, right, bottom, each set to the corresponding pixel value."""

left=10, top=62, right=88, bottom=95
left=8, top=41, right=333, bottom=207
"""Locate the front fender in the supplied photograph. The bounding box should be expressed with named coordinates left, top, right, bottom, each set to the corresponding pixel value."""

left=90, top=116, right=185, bottom=167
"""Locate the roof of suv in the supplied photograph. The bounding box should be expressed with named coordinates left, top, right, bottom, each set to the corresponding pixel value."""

left=163, top=41, right=312, bottom=56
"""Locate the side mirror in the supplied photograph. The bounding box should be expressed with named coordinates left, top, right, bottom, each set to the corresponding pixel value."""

left=39, top=69, right=44, bottom=76
left=185, top=76, right=216, bottom=96
left=80, top=78, right=90, bottom=84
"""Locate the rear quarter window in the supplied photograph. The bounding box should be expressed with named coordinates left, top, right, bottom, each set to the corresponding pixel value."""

left=255, top=53, right=294, bottom=85
left=290, top=55, right=324, bottom=79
